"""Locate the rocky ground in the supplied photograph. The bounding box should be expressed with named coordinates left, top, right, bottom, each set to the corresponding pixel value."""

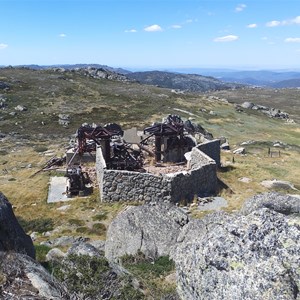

left=1, top=191, right=299, bottom=299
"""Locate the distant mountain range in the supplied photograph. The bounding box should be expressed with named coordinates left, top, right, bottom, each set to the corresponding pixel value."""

left=2, top=64, right=300, bottom=89
left=165, top=68, right=300, bottom=88
left=126, top=71, right=240, bottom=92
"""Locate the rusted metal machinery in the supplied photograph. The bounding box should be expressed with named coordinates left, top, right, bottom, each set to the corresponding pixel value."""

left=75, top=123, right=143, bottom=171
left=143, top=114, right=194, bottom=162
left=30, top=155, right=66, bottom=178
left=76, top=124, right=112, bottom=157
left=65, top=165, right=92, bottom=197
left=108, top=140, right=143, bottom=170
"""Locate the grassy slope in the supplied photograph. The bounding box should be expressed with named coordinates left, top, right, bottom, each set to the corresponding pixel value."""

left=0, top=68, right=299, bottom=240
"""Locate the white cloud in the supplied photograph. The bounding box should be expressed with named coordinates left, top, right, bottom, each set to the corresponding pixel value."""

left=261, top=37, right=268, bottom=41
left=125, top=29, right=137, bottom=33
left=247, top=23, right=257, bottom=28
left=171, top=25, right=182, bottom=29
left=235, top=4, right=246, bottom=12
left=0, top=43, right=8, bottom=50
left=290, top=16, right=300, bottom=24
left=59, top=33, right=67, bottom=38
left=266, top=20, right=281, bottom=27
left=214, top=35, right=239, bottom=42
left=285, top=37, right=300, bottom=43
left=144, top=24, right=162, bottom=32
left=266, top=16, right=300, bottom=27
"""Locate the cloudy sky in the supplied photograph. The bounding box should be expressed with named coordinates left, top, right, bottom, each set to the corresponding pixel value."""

left=1, top=0, right=300, bottom=69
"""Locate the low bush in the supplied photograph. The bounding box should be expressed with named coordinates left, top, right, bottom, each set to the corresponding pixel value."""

left=68, top=218, right=85, bottom=226
left=35, top=244, right=52, bottom=263
left=17, top=217, right=54, bottom=233
left=92, top=212, right=108, bottom=221
left=53, top=254, right=144, bottom=299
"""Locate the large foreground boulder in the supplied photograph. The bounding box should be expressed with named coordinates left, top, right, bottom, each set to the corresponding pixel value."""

left=105, top=203, right=189, bottom=263
left=0, top=192, right=35, bottom=258
left=172, top=193, right=300, bottom=300
left=0, top=252, right=70, bottom=299
left=241, top=192, right=300, bottom=215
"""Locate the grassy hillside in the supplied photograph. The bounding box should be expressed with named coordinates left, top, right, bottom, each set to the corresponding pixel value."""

left=0, top=67, right=299, bottom=241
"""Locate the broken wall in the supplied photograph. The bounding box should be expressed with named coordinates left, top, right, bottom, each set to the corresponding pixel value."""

left=96, top=146, right=217, bottom=203
left=196, top=139, right=221, bottom=167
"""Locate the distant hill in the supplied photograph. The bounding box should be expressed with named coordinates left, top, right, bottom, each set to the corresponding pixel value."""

left=9, top=64, right=132, bottom=75
left=4, top=64, right=300, bottom=89
left=166, top=68, right=300, bottom=88
left=271, top=78, right=300, bottom=88
left=126, top=71, right=242, bottom=92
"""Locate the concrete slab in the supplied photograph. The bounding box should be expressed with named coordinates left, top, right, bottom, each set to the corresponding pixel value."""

left=47, top=176, right=70, bottom=203
left=197, top=197, right=228, bottom=211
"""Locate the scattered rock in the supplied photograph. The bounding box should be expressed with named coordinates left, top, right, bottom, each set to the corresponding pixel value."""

left=233, top=147, right=245, bottom=154
left=238, top=177, right=252, bottom=183
left=56, top=204, right=71, bottom=211
left=240, top=140, right=255, bottom=146
left=45, top=248, right=66, bottom=262
left=241, top=101, right=254, bottom=109
left=89, top=240, right=106, bottom=252
left=0, top=192, right=35, bottom=258
left=105, top=203, right=189, bottom=263
left=41, top=236, right=89, bottom=248
left=58, top=114, right=70, bottom=126
left=240, top=102, right=289, bottom=120
left=220, top=142, right=230, bottom=150
left=0, top=252, right=70, bottom=299
left=197, top=197, right=228, bottom=211
left=14, top=105, right=27, bottom=111
left=67, top=242, right=102, bottom=257
left=241, top=192, right=300, bottom=215
left=261, top=179, right=298, bottom=191
left=0, top=81, right=10, bottom=90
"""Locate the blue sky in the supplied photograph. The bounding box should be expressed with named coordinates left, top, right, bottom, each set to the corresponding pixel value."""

left=0, top=0, right=300, bottom=69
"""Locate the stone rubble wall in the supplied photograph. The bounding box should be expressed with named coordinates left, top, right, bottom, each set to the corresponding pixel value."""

left=196, top=139, right=220, bottom=167
left=96, top=145, right=217, bottom=203
left=101, top=170, right=171, bottom=202
left=169, top=147, right=217, bottom=203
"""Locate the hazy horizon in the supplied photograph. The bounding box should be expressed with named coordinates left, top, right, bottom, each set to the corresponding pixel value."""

left=1, top=0, right=300, bottom=69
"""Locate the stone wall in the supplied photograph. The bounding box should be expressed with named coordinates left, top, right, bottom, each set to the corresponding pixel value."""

left=196, top=139, right=220, bottom=167
left=170, top=147, right=217, bottom=202
left=96, top=146, right=217, bottom=204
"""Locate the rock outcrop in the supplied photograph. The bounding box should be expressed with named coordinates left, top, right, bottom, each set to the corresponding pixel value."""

left=0, top=252, right=70, bottom=299
left=241, top=192, right=300, bottom=215
left=0, top=192, right=35, bottom=258
left=239, top=101, right=290, bottom=120
left=171, top=193, right=300, bottom=300
left=105, top=203, right=189, bottom=263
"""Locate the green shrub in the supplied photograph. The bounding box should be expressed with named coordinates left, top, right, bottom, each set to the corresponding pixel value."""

left=92, top=212, right=108, bottom=221
left=53, top=254, right=144, bottom=299
left=122, top=252, right=175, bottom=277
left=17, top=217, right=54, bottom=233
left=121, top=252, right=176, bottom=298
left=68, top=218, right=85, bottom=226
left=75, top=226, right=89, bottom=234
left=33, top=146, right=48, bottom=153
left=35, top=244, right=52, bottom=263
left=0, top=150, right=8, bottom=156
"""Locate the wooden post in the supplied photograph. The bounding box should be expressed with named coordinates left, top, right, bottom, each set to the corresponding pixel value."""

left=155, top=135, right=162, bottom=162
